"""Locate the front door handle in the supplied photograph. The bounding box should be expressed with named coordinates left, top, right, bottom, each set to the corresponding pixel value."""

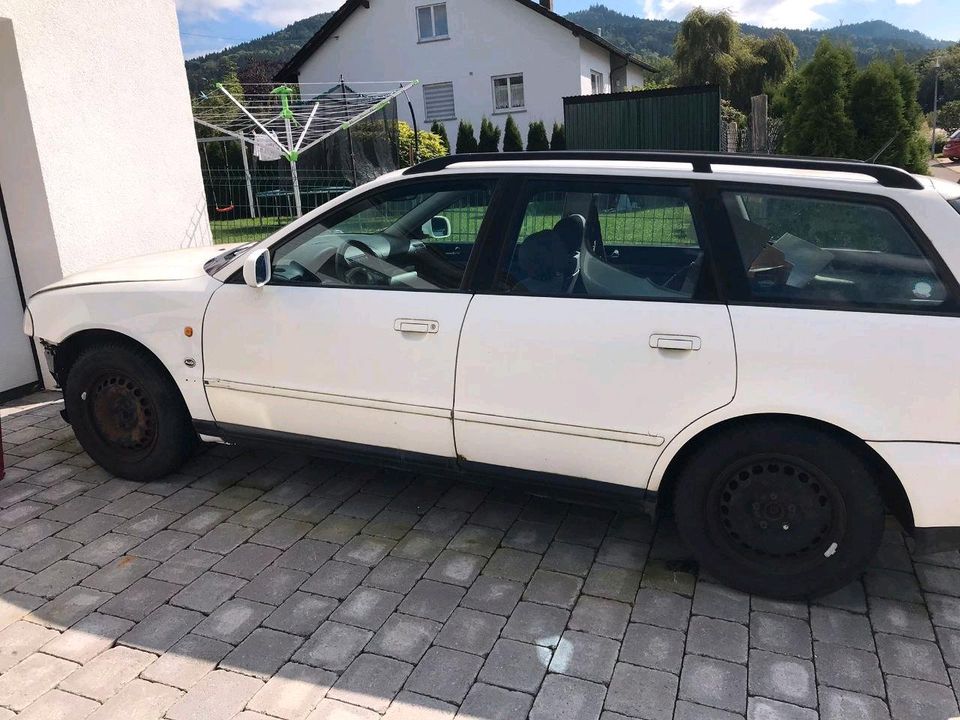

left=395, top=319, right=439, bottom=334
left=650, top=334, right=702, bottom=351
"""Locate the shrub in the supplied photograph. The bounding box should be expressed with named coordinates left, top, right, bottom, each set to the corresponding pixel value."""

left=397, top=121, right=447, bottom=167
left=455, top=120, right=478, bottom=154
left=431, top=121, right=451, bottom=153
left=479, top=117, right=501, bottom=153
left=550, top=122, right=567, bottom=150
left=503, top=115, right=524, bottom=152
left=526, top=121, right=550, bottom=151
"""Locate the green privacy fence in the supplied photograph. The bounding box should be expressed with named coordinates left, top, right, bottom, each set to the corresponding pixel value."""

left=563, top=85, right=722, bottom=152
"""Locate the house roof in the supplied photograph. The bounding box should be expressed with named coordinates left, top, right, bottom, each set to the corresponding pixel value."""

left=274, top=0, right=658, bottom=82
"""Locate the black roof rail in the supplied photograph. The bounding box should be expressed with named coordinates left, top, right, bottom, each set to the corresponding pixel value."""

left=403, top=151, right=925, bottom=190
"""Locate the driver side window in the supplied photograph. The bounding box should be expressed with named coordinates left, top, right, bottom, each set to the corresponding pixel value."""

left=269, top=180, right=495, bottom=291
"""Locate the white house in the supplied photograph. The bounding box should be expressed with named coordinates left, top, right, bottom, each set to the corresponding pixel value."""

left=0, top=0, right=210, bottom=398
left=276, top=0, right=655, bottom=142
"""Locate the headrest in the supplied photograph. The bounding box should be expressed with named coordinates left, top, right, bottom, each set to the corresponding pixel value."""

left=518, top=230, right=574, bottom=281
left=553, top=214, right=586, bottom=253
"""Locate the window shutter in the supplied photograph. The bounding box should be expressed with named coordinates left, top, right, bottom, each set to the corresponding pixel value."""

left=423, top=82, right=456, bottom=121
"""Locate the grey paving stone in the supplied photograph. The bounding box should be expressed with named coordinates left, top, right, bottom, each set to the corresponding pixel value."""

left=814, top=641, right=885, bottom=697
left=6, top=537, right=80, bottom=572
left=365, top=556, right=428, bottom=594
left=819, top=688, right=892, bottom=720
left=435, top=607, right=504, bottom=656
left=811, top=605, right=875, bottom=651
left=30, top=479, right=91, bottom=505
left=16, top=559, right=94, bottom=598
left=284, top=495, right=340, bottom=525
left=483, top=547, right=541, bottom=583
left=886, top=675, right=958, bottom=720
left=264, top=592, right=337, bottom=636
left=687, top=615, right=748, bottom=664
left=916, top=563, right=960, bottom=597
left=620, top=622, right=686, bottom=674
left=529, top=673, right=606, bottom=720
left=194, top=598, right=271, bottom=644
left=502, top=520, right=556, bottom=554
left=680, top=655, right=746, bottom=714
left=927, top=593, right=960, bottom=630
left=641, top=558, right=696, bottom=597
left=399, top=579, right=464, bottom=622
left=307, top=699, right=379, bottom=719
left=165, top=669, right=264, bottom=720
left=101, top=492, right=161, bottom=519
left=631, top=588, right=692, bottom=631
left=221, top=627, right=303, bottom=679
left=470, top=500, right=522, bottom=531
left=118, top=604, right=201, bottom=654
left=363, top=510, right=420, bottom=541
left=249, top=518, right=312, bottom=551
left=68, top=533, right=140, bottom=567
left=60, top=645, right=155, bottom=701
left=366, top=612, right=441, bottom=664
left=692, top=582, right=750, bottom=624
left=231, top=501, right=287, bottom=529
left=337, top=492, right=391, bottom=521
left=29, top=585, right=111, bottom=630
left=16, top=688, right=99, bottom=720
left=212, top=543, right=281, bottom=580
left=56, top=513, right=122, bottom=544
left=276, top=539, right=337, bottom=573
left=748, top=650, right=816, bottom=709
left=523, top=569, right=583, bottom=610
left=301, top=560, right=369, bottom=599
left=583, top=563, right=642, bottom=603
left=381, top=690, right=456, bottom=720
left=869, top=597, right=935, bottom=640
left=597, top=537, right=648, bottom=571
left=149, top=548, right=220, bottom=585
left=155, top=487, right=217, bottom=515
left=0, top=621, right=58, bottom=672
left=750, top=611, right=812, bottom=659
left=40, top=496, right=108, bottom=526
left=328, top=653, right=413, bottom=713
left=814, top=579, right=867, bottom=614
left=390, top=530, right=448, bottom=563
left=936, top=626, right=960, bottom=667
left=169, top=506, right=233, bottom=535
left=405, top=646, right=483, bottom=704
left=0, top=565, right=30, bottom=593
left=236, top=566, right=308, bottom=606
left=331, top=535, right=396, bottom=568
left=479, top=639, right=550, bottom=694
left=876, top=632, right=949, bottom=683
left=171, top=572, right=245, bottom=613
left=141, top=633, right=232, bottom=690
left=503, top=601, right=569, bottom=648
left=191, top=523, right=256, bottom=554
left=459, top=683, right=533, bottom=720
left=81, top=555, right=158, bottom=593
left=415, top=507, right=470, bottom=538
left=307, top=514, right=367, bottom=544
left=605, top=662, right=678, bottom=720
left=293, top=621, right=373, bottom=671
left=99, top=577, right=178, bottom=621
left=40, top=613, right=133, bottom=663
left=461, top=575, right=525, bottom=616
left=448, top=525, right=503, bottom=558
left=568, top=595, right=631, bottom=640
left=422, top=550, right=485, bottom=588
left=864, top=568, right=923, bottom=604
left=549, top=629, right=620, bottom=684
left=0, top=501, right=51, bottom=530
left=247, top=661, right=335, bottom=720
left=85, top=677, right=182, bottom=720
left=331, top=586, right=403, bottom=630
left=129, top=529, right=195, bottom=562
left=675, top=700, right=744, bottom=720
left=747, top=697, right=817, bottom=720
left=207, top=486, right=262, bottom=511
left=541, top=542, right=595, bottom=577
left=0, top=652, right=79, bottom=711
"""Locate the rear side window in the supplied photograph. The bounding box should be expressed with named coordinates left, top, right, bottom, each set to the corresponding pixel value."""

left=722, top=191, right=950, bottom=311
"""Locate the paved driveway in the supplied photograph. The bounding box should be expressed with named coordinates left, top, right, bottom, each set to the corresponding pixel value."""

left=2, top=392, right=960, bottom=720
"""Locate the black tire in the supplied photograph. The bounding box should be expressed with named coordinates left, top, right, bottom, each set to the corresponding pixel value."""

left=672, top=421, right=884, bottom=599
left=64, top=343, right=197, bottom=482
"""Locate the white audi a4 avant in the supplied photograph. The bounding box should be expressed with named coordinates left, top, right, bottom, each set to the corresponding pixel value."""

left=24, top=151, right=960, bottom=598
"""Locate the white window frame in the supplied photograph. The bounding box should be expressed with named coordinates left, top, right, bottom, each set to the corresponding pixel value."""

left=492, top=73, right=525, bottom=113
left=417, top=3, right=449, bottom=42
left=590, top=70, right=605, bottom=95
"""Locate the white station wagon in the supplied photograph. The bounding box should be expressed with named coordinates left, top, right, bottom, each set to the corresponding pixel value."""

left=23, top=152, right=960, bottom=598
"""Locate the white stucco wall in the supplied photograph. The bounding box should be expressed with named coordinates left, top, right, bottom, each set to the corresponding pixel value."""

left=297, top=0, right=625, bottom=143
left=579, top=39, right=610, bottom=95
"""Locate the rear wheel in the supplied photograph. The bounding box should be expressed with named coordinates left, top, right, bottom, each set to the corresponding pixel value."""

left=64, top=343, right=197, bottom=481
left=672, top=422, right=884, bottom=599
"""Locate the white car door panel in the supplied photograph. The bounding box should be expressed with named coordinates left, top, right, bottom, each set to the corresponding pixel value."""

left=454, top=296, right=737, bottom=485
left=203, top=285, right=470, bottom=456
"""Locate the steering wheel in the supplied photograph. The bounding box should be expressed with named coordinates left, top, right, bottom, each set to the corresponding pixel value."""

left=335, top=239, right=382, bottom=285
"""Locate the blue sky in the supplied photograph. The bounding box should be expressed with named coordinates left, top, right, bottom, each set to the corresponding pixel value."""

left=176, top=0, right=955, bottom=59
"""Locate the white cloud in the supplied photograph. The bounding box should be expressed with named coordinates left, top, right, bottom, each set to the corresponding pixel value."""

left=175, top=0, right=345, bottom=27
left=894, top=0, right=922, bottom=5
left=641, top=0, right=838, bottom=28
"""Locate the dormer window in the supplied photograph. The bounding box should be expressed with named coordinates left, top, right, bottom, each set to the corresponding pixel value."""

left=417, top=3, right=449, bottom=42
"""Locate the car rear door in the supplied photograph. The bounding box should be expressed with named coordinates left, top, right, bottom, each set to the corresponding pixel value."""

left=453, top=176, right=737, bottom=489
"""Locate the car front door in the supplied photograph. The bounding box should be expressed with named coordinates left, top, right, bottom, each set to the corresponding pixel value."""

left=202, top=178, right=499, bottom=461
left=454, top=177, right=737, bottom=489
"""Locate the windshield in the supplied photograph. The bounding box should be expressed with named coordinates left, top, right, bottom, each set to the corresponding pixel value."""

left=204, top=243, right=254, bottom=276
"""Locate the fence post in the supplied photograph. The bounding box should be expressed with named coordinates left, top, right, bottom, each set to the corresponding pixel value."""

left=239, top=134, right=257, bottom=220
left=751, top=94, right=769, bottom=154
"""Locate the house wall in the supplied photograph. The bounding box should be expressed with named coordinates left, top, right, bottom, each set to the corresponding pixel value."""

left=579, top=39, right=611, bottom=95
left=0, top=186, right=37, bottom=395
left=0, top=0, right=210, bottom=392
left=296, top=0, right=591, bottom=143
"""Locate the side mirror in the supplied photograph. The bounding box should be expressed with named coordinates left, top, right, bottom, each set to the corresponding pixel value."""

left=243, top=248, right=271, bottom=288
left=422, top=215, right=452, bottom=240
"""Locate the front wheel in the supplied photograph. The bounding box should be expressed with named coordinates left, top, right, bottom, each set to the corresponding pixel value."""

left=672, top=422, right=884, bottom=599
left=64, top=343, right=197, bottom=481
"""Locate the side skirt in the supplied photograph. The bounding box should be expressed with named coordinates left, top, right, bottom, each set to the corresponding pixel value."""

left=194, top=420, right=659, bottom=515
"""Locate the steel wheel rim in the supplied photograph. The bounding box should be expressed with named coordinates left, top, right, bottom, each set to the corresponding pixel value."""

left=85, top=371, right=159, bottom=458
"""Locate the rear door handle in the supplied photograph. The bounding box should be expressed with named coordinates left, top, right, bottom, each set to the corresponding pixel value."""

left=395, top=319, right=439, bottom=334
left=650, top=334, right=702, bottom=351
